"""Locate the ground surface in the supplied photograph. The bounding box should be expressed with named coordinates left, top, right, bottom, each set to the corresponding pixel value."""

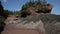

left=1, top=14, right=60, bottom=34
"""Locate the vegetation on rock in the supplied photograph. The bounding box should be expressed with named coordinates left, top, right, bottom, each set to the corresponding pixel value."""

left=19, top=0, right=53, bottom=17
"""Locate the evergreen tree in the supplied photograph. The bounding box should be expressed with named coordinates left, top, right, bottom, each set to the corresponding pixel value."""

left=0, top=1, right=13, bottom=18
left=34, top=0, right=41, bottom=6
left=42, top=0, right=47, bottom=5
left=0, top=1, right=4, bottom=16
left=0, top=1, right=6, bottom=34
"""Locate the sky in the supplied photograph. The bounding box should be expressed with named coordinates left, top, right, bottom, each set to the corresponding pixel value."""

left=0, top=0, right=60, bottom=15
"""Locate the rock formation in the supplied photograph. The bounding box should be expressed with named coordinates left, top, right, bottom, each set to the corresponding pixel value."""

left=20, top=0, right=53, bottom=17
left=1, top=14, right=60, bottom=34
left=2, top=14, right=46, bottom=34
left=1, top=0, right=60, bottom=34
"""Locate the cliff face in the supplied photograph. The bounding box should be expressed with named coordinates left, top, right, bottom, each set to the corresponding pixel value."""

left=2, top=14, right=60, bottom=34
left=39, top=14, right=60, bottom=34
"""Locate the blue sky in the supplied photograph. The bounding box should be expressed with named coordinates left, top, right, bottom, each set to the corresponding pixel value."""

left=0, top=0, right=60, bottom=15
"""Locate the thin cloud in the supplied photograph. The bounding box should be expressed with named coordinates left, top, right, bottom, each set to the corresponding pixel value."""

left=3, top=0, right=7, bottom=2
